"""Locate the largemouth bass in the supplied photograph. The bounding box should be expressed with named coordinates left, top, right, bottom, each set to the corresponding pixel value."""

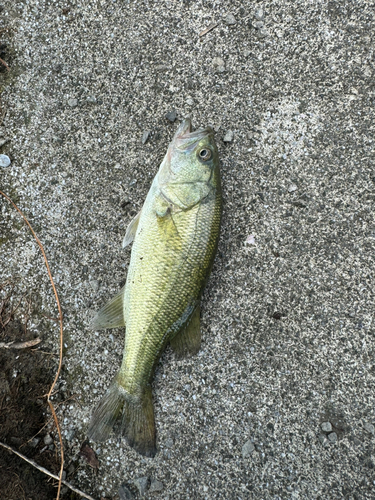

left=88, top=118, right=222, bottom=457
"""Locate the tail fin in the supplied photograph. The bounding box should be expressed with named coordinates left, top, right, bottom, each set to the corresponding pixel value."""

left=88, top=377, right=156, bottom=457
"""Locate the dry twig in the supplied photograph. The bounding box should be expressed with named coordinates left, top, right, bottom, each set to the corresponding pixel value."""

left=0, top=337, right=41, bottom=349
left=0, top=442, right=97, bottom=500
left=199, top=22, right=218, bottom=37
left=0, top=57, right=9, bottom=71
left=0, top=191, right=64, bottom=500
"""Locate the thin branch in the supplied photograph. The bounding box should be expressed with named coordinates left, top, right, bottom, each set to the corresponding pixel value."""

left=0, top=57, right=9, bottom=71
left=0, top=191, right=65, bottom=499
left=199, top=22, right=218, bottom=37
left=0, top=442, right=97, bottom=500
left=0, top=337, right=41, bottom=349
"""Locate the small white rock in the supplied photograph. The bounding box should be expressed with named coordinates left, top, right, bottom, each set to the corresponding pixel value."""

left=0, top=154, right=11, bottom=167
left=212, top=57, right=225, bottom=73
left=328, top=432, right=337, bottom=443
left=223, top=130, right=234, bottom=143
left=288, top=183, right=297, bottom=192
left=67, top=98, right=78, bottom=108
left=255, top=8, right=264, bottom=20
left=321, top=421, right=332, bottom=433
left=245, top=234, right=256, bottom=245
left=224, top=13, right=236, bottom=25
left=44, top=434, right=53, bottom=445
left=242, top=440, right=255, bottom=458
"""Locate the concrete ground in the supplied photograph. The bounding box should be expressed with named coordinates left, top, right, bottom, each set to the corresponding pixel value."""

left=1, top=0, right=374, bottom=498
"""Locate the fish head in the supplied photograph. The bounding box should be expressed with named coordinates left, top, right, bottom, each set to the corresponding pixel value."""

left=160, top=118, right=219, bottom=188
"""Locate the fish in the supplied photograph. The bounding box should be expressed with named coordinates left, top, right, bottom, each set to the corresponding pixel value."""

left=88, top=118, right=222, bottom=457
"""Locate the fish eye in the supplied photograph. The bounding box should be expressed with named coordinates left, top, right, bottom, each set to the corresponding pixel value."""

left=198, top=148, right=212, bottom=161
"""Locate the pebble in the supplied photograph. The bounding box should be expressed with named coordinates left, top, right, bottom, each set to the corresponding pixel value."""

left=141, top=130, right=151, bottom=145
left=30, top=437, right=41, bottom=448
left=256, top=27, right=269, bottom=38
left=0, top=154, right=11, bottom=167
left=0, top=137, right=9, bottom=147
left=211, top=57, right=225, bottom=73
left=186, top=98, right=194, bottom=106
left=134, top=476, right=148, bottom=496
left=149, top=478, right=164, bottom=493
left=255, top=8, right=264, bottom=20
left=87, top=95, right=97, bottom=104
left=318, top=433, right=327, bottom=445
left=119, top=484, right=134, bottom=500
left=328, top=432, right=337, bottom=443
left=67, top=98, right=78, bottom=108
left=89, top=280, right=100, bottom=292
left=165, top=437, right=174, bottom=448
left=44, top=434, right=53, bottom=445
left=223, top=130, right=234, bottom=143
left=242, top=440, right=255, bottom=458
left=245, top=234, right=256, bottom=245
left=321, top=421, right=332, bottom=432
left=288, top=184, right=298, bottom=192
left=364, top=422, right=375, bottom=435
left=224, top=13, right=236, bottom=25
left=165, top=110, right=177, bottom=122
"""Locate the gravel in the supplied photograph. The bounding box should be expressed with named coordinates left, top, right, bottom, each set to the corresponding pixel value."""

left=223, top=130, right=234, bottom=143
left=118, top=484, right=134, bottom=500
left=141, top=130, right=151, bottom=145
left=321, top=422, right=333, bottom=433
left=149, top=478, right=163, bottom=493
left=328, top=432, right=338, bottom=443
left=165, top=110, right=177, bottom=123
left=133, top=477, right=148, bottom=497
left=43, top=434, right=53, bottom=445
left=223, top=13, right=236, bottom=26
left=241, top=440, right=255, bottom=458
left=0, top=154, right=11, bottom=167
left=1, top=0, right=375, bottom=498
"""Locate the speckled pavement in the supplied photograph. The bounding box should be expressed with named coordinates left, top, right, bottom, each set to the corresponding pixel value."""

left=1, top=0, right=374, bottom=498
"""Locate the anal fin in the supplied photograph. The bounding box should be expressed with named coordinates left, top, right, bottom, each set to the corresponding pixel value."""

left=90, top=287, right=125, bottom=330
left=170, top=304, right=201, bottom=358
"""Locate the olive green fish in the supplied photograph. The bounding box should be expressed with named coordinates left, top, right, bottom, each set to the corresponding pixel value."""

left=88, top=118, right=222, bottom=457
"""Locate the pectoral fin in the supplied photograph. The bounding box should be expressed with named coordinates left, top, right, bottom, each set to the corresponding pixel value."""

left=90, top=287, right=125, bottom=330
left=122, top=210, right=142, bottom=248
left=170, top=304, right=201, bottom=358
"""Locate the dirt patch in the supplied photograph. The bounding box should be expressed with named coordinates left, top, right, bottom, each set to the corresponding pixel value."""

left=0, top=280, right=59, bottom=500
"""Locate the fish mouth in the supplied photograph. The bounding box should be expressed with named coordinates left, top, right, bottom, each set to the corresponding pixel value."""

left=174, top=118, right=214, bottom=142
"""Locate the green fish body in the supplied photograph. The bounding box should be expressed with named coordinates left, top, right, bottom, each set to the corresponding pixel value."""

left=88, top=119, right=222, bottom=456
